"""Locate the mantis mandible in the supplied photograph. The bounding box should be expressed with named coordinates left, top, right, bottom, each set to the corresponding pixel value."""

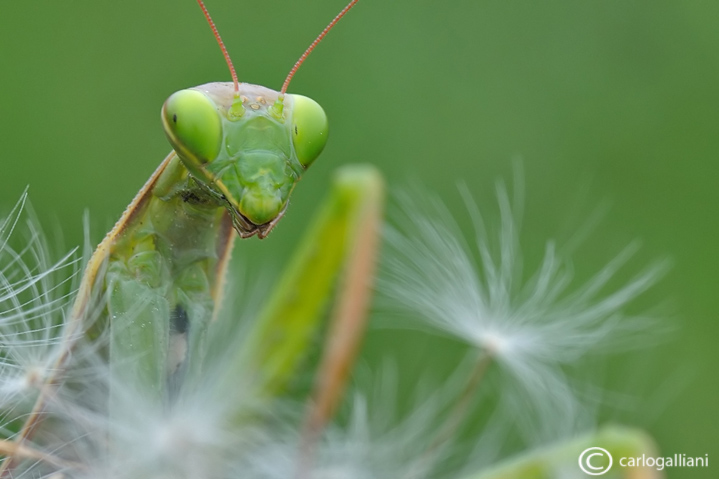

left=0, top=0, right=382, bottom=474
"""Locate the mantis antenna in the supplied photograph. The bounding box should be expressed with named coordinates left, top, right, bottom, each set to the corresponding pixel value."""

left=196, top=0, right=240, bottom=96
left=281, top=0, right=360, bottom=95
left=195, top=0, right=358, bottom=99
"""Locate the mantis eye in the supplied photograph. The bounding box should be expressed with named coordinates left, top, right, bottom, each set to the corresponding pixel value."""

left=290, top=94, right=328, bottom=168
left=162, top=89, right=222, bottom=163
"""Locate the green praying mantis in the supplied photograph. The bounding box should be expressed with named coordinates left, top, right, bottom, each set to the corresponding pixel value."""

left=0, top=1, right=662, bottom=477
left=1, top=0, right=382, bottom=474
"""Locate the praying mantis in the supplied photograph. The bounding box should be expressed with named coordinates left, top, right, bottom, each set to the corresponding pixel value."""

left=0, top=0, right=382, bottom=474
left=0, top=1, right=663, bottom=477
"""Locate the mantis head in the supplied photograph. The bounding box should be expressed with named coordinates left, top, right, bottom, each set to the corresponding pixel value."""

left=158, top=0, right=357, bottom=238
left=161, top=83, right=328, bottom=238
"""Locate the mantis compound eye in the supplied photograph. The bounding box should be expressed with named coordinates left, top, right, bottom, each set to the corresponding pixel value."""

left=162, top=89, right=222, bottom=164
left=289, top=94, right=328, bottom=168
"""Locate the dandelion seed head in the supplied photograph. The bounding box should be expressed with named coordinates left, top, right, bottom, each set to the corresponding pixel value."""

left=238, top=368, right=452, bottom=479
left=50, top=370, right=255, bottom=479
left=380, top=176, right=667, bottom=443
left=0, top=193, right=83, bottom=416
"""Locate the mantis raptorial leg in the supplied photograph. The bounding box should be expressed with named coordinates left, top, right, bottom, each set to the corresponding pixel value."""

left=0, top=0, right=374, bottom=475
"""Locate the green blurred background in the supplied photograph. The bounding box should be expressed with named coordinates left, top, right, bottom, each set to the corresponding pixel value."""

left=0, top=1, right=717, bottom=477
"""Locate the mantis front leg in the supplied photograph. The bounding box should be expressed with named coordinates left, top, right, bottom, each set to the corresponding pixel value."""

left=105, top=163, right=385, bottom=461
left=106, top=245, right=219, bottom=402
left=103, top=153, right=234, bottom=406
